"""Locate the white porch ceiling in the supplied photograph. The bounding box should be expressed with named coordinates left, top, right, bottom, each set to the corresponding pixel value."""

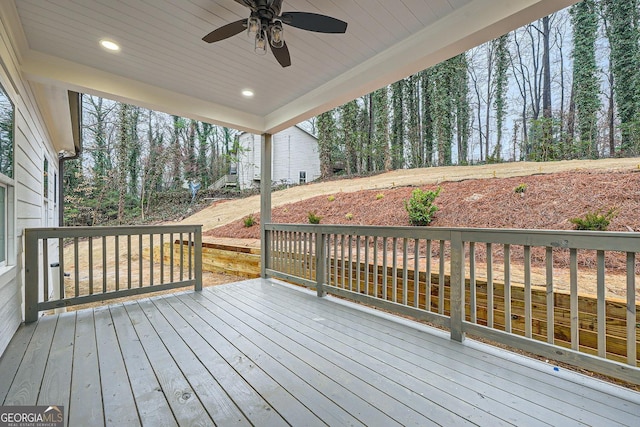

left=7, top=0, right=577, bottom=135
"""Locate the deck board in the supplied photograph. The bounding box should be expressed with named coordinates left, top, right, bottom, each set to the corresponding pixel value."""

left=1, top=278, right=639, bottom=426
left=109, top=303, right=177, bottom=427
left=136, top=298, right=252, bottom=426
left=123, top=301, right=213, bottom=426
left=158, top=296, right=289, bottom=426
left=208, top=286, right=478, bottom=426
left=68, top=310, right=104, bottom=427
left=4, top=315, right=57, bottom=405
left=222, top=284, right=561, bottom=426
left=238, top=281, right=634, bottom=425
left=175, top=292, right=337, bottom=426
left=94, top=305, right=141, bottom=426
left=37, top=312, right=76, bottom=426
left=0, top=321, right=37, bottom=403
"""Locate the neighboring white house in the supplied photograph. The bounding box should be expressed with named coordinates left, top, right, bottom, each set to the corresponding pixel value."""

left=233, top=126, right=321, bottom=190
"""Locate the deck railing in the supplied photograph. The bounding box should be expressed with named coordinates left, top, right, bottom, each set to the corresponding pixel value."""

left=264, top=223, right=640, bottom=384
left=25, top=225, right=202, bottom=322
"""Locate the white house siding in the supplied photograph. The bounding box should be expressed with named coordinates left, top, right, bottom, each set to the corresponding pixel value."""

left=0, top=18, right=59, bottom=355
left=236, top=126, right=320, bottom=190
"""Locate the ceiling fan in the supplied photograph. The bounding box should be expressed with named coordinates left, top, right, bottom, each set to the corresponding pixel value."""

left=202, top=0, right=348, bottom=68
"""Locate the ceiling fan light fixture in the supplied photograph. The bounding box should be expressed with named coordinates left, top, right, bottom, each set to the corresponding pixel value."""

left=247, top=15, right=260, bottom=39
left=254, top=30, right=267, bottom=55
left=270, top=21, right=284, bottom=48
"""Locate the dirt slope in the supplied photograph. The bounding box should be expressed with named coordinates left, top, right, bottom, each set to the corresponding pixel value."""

left=180, top=157, right=640, bottom=238
left=209, top=169, right=640, bottom=240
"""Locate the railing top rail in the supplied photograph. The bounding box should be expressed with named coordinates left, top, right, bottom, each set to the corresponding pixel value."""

left=25, top=224, right=202, bottom=239
left=264, top=223, right=640, bottom=252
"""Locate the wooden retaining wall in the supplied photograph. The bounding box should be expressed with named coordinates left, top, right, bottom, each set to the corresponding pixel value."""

left=160, top=241, right=261, bottom=278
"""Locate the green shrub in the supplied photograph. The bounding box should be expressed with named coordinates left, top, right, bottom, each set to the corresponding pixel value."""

left=514, top=183, right=527, bottom=194
left=404, top=187, right=441, bottom=226
left=243, top=214, right=256, bottom=227
left=569, top=208, right=617, bottom=231
left=345, top=212, right=354, bottom=220
left=308, top=212, right=322, bottom=224
left=376, top=193, right=384, bottom=200
left=327, top=195, right=336, bottom=202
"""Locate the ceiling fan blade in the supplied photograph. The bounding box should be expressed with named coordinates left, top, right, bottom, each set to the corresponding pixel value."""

left=202, top=19, right=247, bottom=43
left=280, top=12, right=348, bottom=33
left=233, top=0, right=253, bottom=7
left=268, top=34, right=291, bottom=67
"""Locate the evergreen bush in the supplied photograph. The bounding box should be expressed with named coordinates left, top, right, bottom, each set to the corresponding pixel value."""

left=404, top=187, right=441, bottom=226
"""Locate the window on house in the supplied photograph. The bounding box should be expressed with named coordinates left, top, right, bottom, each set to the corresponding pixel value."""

left=43, top=158, right=49, bottom=198
left=0, top=185, right=5, bottom=264
left=299, top=171, right=306, bottom=184
left=0, top=82, right=14, bottom=267
left=0, top=85, right=12, bottom=179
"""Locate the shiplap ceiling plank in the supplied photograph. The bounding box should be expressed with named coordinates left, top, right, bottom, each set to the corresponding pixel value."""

left=9, top=0, right=579, bottom=134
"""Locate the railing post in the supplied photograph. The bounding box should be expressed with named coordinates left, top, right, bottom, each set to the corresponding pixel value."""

left=24, top=229, right=40, bottom=323
left=194, top=225, right=203, bottom=292
left=450, top=231, right=465, bottom=342
left=315, top=231, right=326, bottom=297
left=263, top=226, right=271, bottom=277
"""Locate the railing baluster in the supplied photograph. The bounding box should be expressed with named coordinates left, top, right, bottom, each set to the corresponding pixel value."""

left=364, top=236, right=370, bottom=295
left=426, top=239, right=431, bottom=311
left=341, top=234, right=346, bottom=289
left=486, top=243, right=493, bottom=328
left=439, top=240, right=445, bottom=315
left=413, top=238, right=419, bottom=308
left=43, top=238, right=48, bottom=302
left=545, top=247, right=554, bottom=344
left=128, top=234, right=133, bottom=289
left=374, top=237, right=379, bottom=298
left=102, top=235, right=107, bottom=293
left=356, top=235, right=361, bottom=294
left=188, top=232, right=193, bottom=281
left=402, top=238, right=408, bottom=306
left=626, top=252, right=636, bottom=366
left=570, top=248, right=579, bottom=351
left=115, top=235, right=120, bottom=291
left=58, top=238, right=64, bottom=302
left=469, top=242, right=476, bottom=323
left=524, top=245, right=532, bottom=338
left=334, top=233, right=339, bottom=287
left=74, top=237, right=80, bottom=297
left=597, top=250, right=606, bottom=358
left=504, top=244, right=511, bottom=333
left=348, top=235, right=353, bottom=291
left=179, top=233, right=184, bottom=282
left=139, top=234, right=144, bottom=287
left=150, top=234, right=155, bottom=286
left=392, top=237, right=398, bottom=303
left=302, top=232, right=308, bottom=279
left=159, top=233, right=164, bottom=284
left=88, top=237, right=94, bottom=295
left=382, top=237, right=388, bottom=300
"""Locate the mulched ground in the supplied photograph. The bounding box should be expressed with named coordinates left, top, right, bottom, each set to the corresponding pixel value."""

left=208, top=169, right=640, bottom=237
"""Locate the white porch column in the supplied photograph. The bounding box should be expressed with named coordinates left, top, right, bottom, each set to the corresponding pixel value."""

left=260, top=133, right=272, bottom=278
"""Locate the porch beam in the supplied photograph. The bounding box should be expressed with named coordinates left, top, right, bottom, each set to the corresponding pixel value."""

left=260, top=133, right=272, bottom=278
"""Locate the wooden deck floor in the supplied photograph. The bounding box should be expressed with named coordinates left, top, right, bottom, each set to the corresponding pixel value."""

left=0, top=278, right=639, bottom=426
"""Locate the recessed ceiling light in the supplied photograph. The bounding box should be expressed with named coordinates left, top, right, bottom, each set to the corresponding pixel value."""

left=242, top=89, right=255, bottom=98
left=99, top=39, right=120, bottom=52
